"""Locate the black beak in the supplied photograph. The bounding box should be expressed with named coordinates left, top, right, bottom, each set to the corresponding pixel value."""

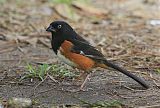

left=46, top=26, right=56, bottom=32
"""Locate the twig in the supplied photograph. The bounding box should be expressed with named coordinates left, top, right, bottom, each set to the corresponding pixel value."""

left=145, top=72, right=159, bottom=81
left=123, top=85, right=147, bottom=92
left=35, top=88, right=55, bottom=98
left=29, top=23, right=40, bottom=35
left=138, top=105, right=160, bottom=108
left=38, top=38, right=51, bottom=48
left=149, top=73, right=160, bottom=89
left=111, top=90, right=133, bottom=99
left=122, top=85, right=135, bottom=91
left=116, top=94, right=133, bottom=99
left=134, top=51, right=160, bottom=57
left=28, top=33, right=51, bottom=38
left=31, top=61, right=52, bottom=65
left=47, top=73, right=59, bottom=83
left=0, top=47, right=16, bottom=54
left=33, top=76, right=48, bottom=95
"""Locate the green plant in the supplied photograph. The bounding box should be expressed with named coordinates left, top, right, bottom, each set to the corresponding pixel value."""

left=20, top=63, right=51, bottom=81
left=20, top=63, right=78, bottom=81
left=79, top=99, right=123, bottom=108
left=91, top=100, right=123, bottom=108
left=50, top=64, right=78, bottom=79
left=155, top=68, right=160, bottom=74
left=0, top=0, right=6, bottom=4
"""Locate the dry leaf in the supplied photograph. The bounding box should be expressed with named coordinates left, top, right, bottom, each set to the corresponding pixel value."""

left=53, top=4, right=81, bottom=21
left=38, top=38, right=51, bottom=48
left=17, top=36, right=38, bottom=47
left=72, top=2, right=109, bottom=19
left=0, top=41, right=17, bottom=53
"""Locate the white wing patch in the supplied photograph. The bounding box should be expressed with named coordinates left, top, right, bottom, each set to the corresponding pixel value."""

left=80, top=51, right=85, bottom=55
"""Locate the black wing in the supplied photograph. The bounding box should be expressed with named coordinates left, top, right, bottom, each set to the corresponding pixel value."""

left=70, top=38, right=106, bottom=62
left=75, top=34, right=90, bottom=44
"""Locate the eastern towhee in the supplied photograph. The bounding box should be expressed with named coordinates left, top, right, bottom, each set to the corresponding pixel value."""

left=46, top=21, right=149, bottom=90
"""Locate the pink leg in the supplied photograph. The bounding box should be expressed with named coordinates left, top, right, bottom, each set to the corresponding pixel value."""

left=80, top=73, right=91, bottom=90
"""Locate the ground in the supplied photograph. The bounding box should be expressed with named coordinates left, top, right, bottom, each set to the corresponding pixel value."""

left=0, top=0, right=160, bottom=107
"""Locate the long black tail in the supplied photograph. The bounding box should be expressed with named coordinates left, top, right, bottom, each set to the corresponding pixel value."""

left=104, top=60, right=149, bottom=89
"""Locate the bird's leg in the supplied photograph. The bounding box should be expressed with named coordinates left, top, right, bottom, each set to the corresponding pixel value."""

left=66, top=72, right=91, bottom=92
left=72, top=71, right=86, bottom=85
left=76, top=72, right=87, bottom=80
left=73, top=71, right=91, bottom=90
left=80, top=73, right=91, bottom=90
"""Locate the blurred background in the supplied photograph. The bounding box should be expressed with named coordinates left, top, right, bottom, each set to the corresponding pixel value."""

left=0, top=0, right=160, bottom=107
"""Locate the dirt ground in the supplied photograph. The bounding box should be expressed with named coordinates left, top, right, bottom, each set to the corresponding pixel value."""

left=0, top=0, right=160, bottom=107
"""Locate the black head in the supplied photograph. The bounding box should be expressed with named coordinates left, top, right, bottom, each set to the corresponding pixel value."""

left=46, top=21, right=78, bottom=54
left=46, top=21, right=76, bottom=39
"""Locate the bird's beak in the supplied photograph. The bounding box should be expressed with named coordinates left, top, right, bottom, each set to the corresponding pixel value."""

left=46, top=26, right=56, bottom=32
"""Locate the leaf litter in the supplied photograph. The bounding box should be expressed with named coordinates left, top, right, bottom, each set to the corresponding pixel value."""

left=0, top=0, right=160, bottom=107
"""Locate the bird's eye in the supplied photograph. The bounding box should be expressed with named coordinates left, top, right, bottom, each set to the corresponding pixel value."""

left=57, top=25, right=62, bottom=29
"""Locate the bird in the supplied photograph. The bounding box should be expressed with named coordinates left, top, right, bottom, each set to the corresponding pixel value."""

left=46, top=20, right=149, bottom=90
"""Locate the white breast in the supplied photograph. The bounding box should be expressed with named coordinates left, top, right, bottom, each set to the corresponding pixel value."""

left=57, top=50, right=77, bottom=67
